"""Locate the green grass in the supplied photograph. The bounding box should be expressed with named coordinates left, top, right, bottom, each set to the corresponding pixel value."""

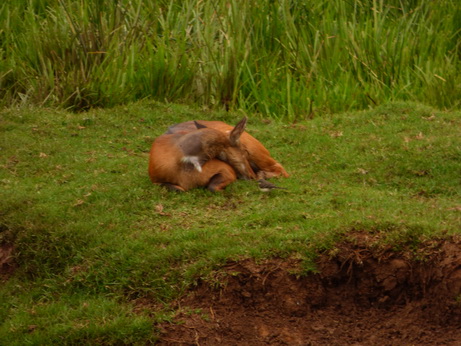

left=1, top=100, right=460, bottom=343
left=1, top=0, right=460, bottom=118
left=0, top=294, right=153, bottom=345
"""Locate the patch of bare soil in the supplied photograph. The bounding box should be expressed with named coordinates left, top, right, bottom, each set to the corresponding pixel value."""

left=157, top=234, right=461, bottom=345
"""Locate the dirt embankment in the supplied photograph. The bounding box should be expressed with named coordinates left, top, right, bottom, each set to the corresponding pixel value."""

left=158, top=233, right=461, bottom=345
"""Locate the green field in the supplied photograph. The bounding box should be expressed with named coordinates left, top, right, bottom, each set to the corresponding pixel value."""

left=1, top=101, right=460, bottom=344
left=1, top=0, right=461, bottom=343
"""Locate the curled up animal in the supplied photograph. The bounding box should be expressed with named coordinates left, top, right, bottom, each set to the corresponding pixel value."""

left=148, top=117, right=288, bottom=192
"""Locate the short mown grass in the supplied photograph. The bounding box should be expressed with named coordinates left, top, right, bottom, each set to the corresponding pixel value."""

left=1, top=101, right=460, bottom=344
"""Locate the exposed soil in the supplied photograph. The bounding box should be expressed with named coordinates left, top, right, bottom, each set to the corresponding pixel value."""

left=157, top=233, right=461, bottom=345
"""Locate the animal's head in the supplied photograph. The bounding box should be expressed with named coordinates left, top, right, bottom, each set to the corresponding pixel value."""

left=203, top=117, right=256, bottom=180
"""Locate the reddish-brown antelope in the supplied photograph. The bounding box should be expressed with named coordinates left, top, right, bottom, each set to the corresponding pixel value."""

left=148, top=117, right=257, bottom=192
left=166, top=120, right=289, bottom=179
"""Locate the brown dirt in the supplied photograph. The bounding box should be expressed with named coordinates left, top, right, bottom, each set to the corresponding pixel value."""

left=157, top=233, right=461, bottom=345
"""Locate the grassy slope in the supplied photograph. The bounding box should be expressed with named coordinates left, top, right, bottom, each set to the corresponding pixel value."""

left=1, top=101, right=460, bottom=344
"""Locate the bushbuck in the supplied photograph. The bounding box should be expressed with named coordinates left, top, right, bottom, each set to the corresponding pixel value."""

left=166, top=120, right=289, bottom=179
left=148, top=117, right=256, bottom=192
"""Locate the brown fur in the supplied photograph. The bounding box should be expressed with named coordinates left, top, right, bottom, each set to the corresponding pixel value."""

left=167, top=120, right=289, bottom=179
left=148, top=118, right=255, bottom=191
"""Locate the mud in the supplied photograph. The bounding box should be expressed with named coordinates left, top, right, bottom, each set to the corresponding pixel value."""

left=157, top=234, right=461, bottom=345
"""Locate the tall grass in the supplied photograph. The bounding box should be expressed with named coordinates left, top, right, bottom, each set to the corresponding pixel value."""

left=1, top=0, right=460, bottom=119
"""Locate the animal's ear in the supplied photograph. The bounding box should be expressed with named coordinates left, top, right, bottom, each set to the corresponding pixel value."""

left=178, top=131, right=206, bottom=172
left=178, top=131, right=204, bottom=157
left=181, top=155, right=203, bottom=172
left=194, top=121, right=207, bottom=129
left=229, top=117, right=247, bottom=146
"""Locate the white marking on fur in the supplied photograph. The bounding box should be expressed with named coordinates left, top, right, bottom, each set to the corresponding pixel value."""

left=181, top=156, right=202, bottom=172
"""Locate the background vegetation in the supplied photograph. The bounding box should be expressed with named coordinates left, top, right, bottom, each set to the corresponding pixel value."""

left=1, top=0, right=460, bottom=119
left=1, top=101, right=461, bottom=343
